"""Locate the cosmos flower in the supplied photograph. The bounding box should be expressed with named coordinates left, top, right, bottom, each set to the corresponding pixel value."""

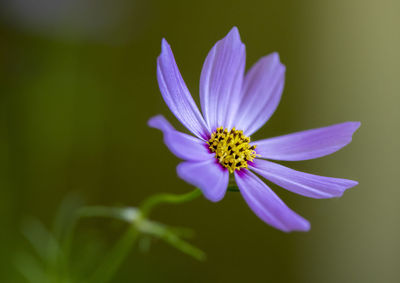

left=148, top=27, right=360, bottom=232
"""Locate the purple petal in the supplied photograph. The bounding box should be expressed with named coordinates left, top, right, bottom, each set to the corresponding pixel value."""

left=235, top=170, right=310, bottom=232
left=250, top=159, right=358, bottom=199
left=157, top=39, right=210, bottom=139
left=148, top=114, right=174, bottom=132
left=235, top=53, right=285, bottom=136
left=200, top=26, right=246, bottom=130
left=253, top=122, right=361, bottom=161
left=177, top=159, right=229, bottom=202
left=148, top=115, right=212, bottom=161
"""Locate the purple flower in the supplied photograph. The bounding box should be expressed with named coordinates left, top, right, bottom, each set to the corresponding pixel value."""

left=148, top=27, right=360, bottom=232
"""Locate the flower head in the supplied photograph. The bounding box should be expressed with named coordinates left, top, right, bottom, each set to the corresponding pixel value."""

left=149, top=27, right=360, bottom=232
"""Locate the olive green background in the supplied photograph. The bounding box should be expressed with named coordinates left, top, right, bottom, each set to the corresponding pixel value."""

left=1, top=0, right=399, bottom=282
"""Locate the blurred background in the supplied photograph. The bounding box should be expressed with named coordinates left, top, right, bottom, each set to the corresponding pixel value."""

left=1, top=0, right=399, bottom=282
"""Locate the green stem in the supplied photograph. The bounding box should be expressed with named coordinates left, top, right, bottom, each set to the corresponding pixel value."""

left=86, top=188, right=203, bottom=283
left=87, top=225, right=139, bottom=283
left=140, top=188, right=203, bottom=218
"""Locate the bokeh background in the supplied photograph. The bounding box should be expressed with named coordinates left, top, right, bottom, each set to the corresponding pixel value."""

left=1, top=0, right=399, bottom=282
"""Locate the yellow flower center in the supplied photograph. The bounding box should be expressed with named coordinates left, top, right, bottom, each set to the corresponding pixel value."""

left=207, top=127, right=257, bottom=173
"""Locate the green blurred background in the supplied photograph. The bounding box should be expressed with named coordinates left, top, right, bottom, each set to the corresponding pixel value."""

left=1, top=0, right=399, bottom=282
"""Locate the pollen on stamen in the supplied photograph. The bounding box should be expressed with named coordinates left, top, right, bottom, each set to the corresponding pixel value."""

left=207, top=127, right=258, bottom=173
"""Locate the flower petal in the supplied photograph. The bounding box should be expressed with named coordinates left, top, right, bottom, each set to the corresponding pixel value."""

left=250, top=159, right=358, bottom=199
left=157, top=39, right=210, bottom=139
left=148, top=115, right=212, bottom=161
left=235, top=53, right=285, bottom=136
left=235, top=170, right=310, bottom=232
left=148, top=114, right=174, bottom=132
left=253, top=122, right=361, bottom=161
left=200, top=26, right=246, bottom=131
left=177, top=159, right=229, bottom=202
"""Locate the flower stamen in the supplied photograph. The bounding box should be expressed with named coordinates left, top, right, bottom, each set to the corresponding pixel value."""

left=207, top=127, right=257, bottom=173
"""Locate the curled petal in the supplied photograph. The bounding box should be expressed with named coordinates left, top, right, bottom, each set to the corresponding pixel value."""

left=250, top=159, right=358, bottom=199
left=177, top=160, right=229, bottom=202
left=157, top=39, right=210, bottom=139
left=253, top=122, right=361, bottom=161
left=235, top=53, right=285, bottom=135
left=148, top=115, right=212, bottom=161
left=200, top=26, right=246, bottom=130
left=235, top=170, right=310, bottom=232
